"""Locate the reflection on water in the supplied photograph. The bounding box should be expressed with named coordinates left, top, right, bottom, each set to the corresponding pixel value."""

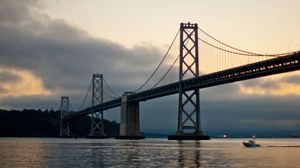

left=177, top=141, right=201, bottom=167
left=0, top=138, right=299, bottom=168
left=0, top=139, right=46, bottom=168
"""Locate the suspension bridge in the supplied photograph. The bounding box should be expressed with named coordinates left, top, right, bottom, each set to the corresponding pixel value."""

left=59, top=22, right=300, bottom=140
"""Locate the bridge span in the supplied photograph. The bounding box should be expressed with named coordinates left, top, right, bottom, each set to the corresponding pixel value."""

left=60, top=22, right=300, bottom=140
left=65, top=51, right=300, bottom=121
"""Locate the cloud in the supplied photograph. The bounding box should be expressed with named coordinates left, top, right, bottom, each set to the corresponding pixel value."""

left=0, top=0, right=181, bottom=114
left=0, top=68, right=50, bottom=99
left=201, top=90, right=300, bottom=132
left=0, top=0, right=164, bottom=100
left=0, top=0, right=40, bottom=23
left=238, top=73, right=300, bottom=96
left=0, top=70, right=20, bottom=83
left=282, top=73, right=300, bottom=84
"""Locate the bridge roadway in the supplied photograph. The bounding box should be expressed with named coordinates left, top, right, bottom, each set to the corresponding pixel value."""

left=64, top=52, right=300, bottom=121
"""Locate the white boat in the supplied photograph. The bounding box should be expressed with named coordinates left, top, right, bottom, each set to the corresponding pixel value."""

left=242, top=136, right=260, bottom=148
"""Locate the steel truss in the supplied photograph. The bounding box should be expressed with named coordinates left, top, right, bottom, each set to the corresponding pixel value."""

left=177, top=23, right=202, bottom=135
left=60, top=96, right=70, bottom=136
left=89, top=74, right=105, bottom=136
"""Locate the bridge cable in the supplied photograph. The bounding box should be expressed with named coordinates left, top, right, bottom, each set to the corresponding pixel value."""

left=134, top=29, right=180, bottom=93
left=198, top=37, right=278, bottom=57
left=151, top=55, right=179, bottom=89
left=103, top=77, right=119, bottom=97
left=198, top=27, right=299, bottom=57
left=198, top=27, right=259, bottom=55
left=151, top=39, right=191, bottom=89
left=69, top=101, right=76, bottom=112
left=76, top=79, right=93, bottom=111
left=87, top=101, right=92, bottom=108
left=102, top=90, right=118, bottom=99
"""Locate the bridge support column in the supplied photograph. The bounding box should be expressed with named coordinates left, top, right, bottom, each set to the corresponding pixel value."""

left=168, top=22, right=210, bottom=140
left=59, top=96, right=71, bottom=137
left=116, top=92, right=144, bottom=139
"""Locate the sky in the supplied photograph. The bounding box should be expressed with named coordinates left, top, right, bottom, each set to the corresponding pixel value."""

left=0, top=0, right=300, bottom=136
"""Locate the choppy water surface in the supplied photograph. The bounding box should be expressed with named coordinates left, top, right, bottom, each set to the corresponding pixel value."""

left=0, top=138, right=299, bottom=167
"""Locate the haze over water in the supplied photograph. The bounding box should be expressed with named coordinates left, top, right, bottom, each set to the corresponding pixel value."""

left=0, top=138, right=299, bottom=167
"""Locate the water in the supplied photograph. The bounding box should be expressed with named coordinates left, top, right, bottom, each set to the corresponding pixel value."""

left=0, top=138, right=299, bottom=168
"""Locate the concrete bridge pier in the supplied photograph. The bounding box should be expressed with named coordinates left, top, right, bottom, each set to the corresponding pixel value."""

left=115, top=92, right=145, bottom=139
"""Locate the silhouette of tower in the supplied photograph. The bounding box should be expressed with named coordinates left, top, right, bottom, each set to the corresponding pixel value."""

left=169, top=22, right=210, bottom=140
left=89, top=74, right=106, bottom=137
left=60, top=96, right=70, bottom=136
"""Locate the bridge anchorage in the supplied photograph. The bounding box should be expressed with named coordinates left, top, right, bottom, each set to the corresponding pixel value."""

left=168, top=23, right=210, bottom=140
left=87, top=74, right=109, bottom=138
left=59, top=96, right=70, bottom=137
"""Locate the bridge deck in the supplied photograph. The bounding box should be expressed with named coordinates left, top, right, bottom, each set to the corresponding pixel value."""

left=64, top=52, right=300, bottom=121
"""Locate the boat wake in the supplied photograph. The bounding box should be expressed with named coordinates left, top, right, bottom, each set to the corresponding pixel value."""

left=263, top=145, right=300, bottom=148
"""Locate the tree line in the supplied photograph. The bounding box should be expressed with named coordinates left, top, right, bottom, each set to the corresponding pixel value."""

left=0, top=109, right=119, bottom=137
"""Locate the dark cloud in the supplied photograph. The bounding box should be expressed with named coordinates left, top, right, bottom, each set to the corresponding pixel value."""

left=0, top=94, right=59, bottom=110
left=0, top=0, right=163, bottom=95
left=0, top=0, right=39, bottom=23
left=201, top=89, right=300, bottom=133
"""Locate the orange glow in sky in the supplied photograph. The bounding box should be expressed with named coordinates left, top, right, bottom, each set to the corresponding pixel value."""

left=0, top=68, right=51, bottom=99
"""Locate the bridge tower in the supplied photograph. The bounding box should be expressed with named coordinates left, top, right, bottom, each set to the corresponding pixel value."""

left=60, top=96, right=70, bottom=137
left=88, top=74, right=107, bottom=138
left=168, top=22, right=210, bottom=140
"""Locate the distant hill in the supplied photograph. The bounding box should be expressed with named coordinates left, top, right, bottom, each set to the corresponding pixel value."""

left=0, top=109, right=119, bottom=137
left=143, top=132, right=168, bottom=138
left=205, top=129, right=300, bottom=138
